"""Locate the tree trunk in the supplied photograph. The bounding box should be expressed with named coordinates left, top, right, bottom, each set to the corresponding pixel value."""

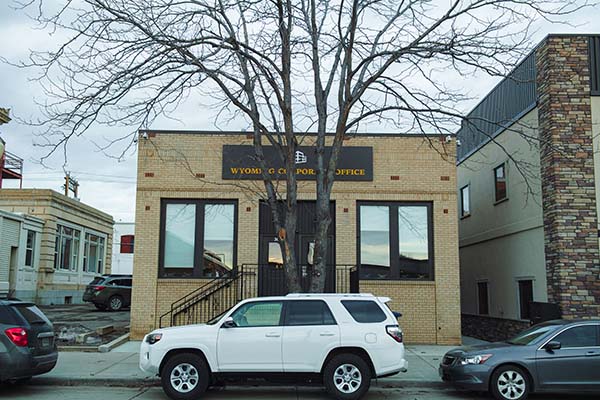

left=309, top=193, right=331, bottom=293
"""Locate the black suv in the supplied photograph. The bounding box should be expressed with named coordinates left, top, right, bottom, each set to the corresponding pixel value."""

left=83, top=274, right=132, bottom=311
left=0, top=299, right=58, bottom=383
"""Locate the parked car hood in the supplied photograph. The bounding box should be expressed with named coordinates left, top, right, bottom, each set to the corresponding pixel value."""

left=447, top=342, right=513, bottom=355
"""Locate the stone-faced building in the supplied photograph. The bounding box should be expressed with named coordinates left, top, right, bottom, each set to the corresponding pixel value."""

left=131, top=131, right=461, bottom=344
left=457, top=34, right=600, bottom=340
left=0, top=189, right=114, bottom=304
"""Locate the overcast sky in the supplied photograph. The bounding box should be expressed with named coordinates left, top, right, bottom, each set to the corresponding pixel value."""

left=1, top=1, right=599, bottom=223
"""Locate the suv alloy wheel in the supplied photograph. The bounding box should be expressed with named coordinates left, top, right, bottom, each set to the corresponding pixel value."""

left=324, top=354, right=371, bottom=400
left=161, top=353, right=210, bottom=400
left=108, top=295, right=124, bottom=311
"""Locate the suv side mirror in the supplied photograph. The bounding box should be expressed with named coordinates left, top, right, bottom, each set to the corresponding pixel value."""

left=222, top=317, right=237, bottom=329
left=544, top=341, right=561, bottom=351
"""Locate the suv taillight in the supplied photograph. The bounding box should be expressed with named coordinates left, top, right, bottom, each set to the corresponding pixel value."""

left=93, top=286, right=106, bottom=291
left=5, top=327, right=28, bottom=347
left=386, top=325, right=403, bottom=343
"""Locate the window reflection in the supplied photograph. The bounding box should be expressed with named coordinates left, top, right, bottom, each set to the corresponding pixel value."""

left=203, top=204, right=235, bottom=277
left=164, top=203, right=196, bottom=268
left=398, top=206, right=429, bottom=279
left=359, top=206, right=390, bottom=279
left=268, top=242, right=284, bottom=265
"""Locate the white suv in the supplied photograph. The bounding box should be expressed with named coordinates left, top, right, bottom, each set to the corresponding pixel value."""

left=140, top=293, right=407, bottom=400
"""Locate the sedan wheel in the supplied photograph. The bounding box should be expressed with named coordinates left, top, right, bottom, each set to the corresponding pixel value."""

left=491, top=365, right=530, bottom=400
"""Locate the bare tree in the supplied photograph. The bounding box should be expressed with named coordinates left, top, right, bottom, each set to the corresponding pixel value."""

left=15, top=0, right=589, bottom=292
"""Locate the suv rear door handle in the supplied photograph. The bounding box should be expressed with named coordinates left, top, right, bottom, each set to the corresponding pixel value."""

left=320, top=332, right=335, bottom=337
left=585, top=351, right=598, bottom=357
left=265, top=332, right=281, bottom=338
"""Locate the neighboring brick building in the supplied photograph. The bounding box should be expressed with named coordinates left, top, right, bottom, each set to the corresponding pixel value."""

left=0, top=189, right=114, bottom=304
left=458, top=34, right=600, bottom=341
left=131, top=132, right=461, bottom=344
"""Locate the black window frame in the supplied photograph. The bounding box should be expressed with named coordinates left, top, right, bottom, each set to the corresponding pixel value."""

left=477, top=281, right=489, bottom=315
left=518, top=279, right=534, bottom=320
left=460, top=185, right=471, bottom=218
left=159, top=199, right=238, bottom=279
left=341, top=300, right=387, bottom=323
left=494, top=163, right=508, bottom=203
left=283, top=300, right=337, bottom=326
left=356, top=201, right=434, bottom=281
left=227, top=300, right=284, bottom=328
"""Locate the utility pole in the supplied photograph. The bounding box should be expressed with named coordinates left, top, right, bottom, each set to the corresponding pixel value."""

left=63, top=173, right=79, bottom=198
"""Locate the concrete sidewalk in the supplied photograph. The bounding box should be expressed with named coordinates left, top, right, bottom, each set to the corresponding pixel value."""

left=33, top=341, right=460, bottom=388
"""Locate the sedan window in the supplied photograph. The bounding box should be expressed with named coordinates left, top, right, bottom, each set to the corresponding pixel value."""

left=230, top=301, right=283, bottom=327
left=553, top=325, right=599, bottom=348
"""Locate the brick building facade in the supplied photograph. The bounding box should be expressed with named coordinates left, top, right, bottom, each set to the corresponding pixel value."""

left=458, top=35, right=600, bottom=341
left=130, top=132, right=461, bottom=344
left=0, top=189, right=114, bottom=304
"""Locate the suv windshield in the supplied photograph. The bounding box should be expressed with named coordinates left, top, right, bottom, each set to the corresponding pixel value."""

left=506, top=323, right=559, bottom=345
left=207, top=309, right=230, bottom=325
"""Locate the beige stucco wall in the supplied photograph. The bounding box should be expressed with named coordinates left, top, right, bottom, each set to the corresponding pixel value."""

left=458, top=109, right=547, bottom=321
left=131, top=132, right=461, bottom=344
left=0, top=189, right=114, bottom=304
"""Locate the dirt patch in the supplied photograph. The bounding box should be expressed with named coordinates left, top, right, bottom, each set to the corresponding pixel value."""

left=39, top=304, right=130, bottom=347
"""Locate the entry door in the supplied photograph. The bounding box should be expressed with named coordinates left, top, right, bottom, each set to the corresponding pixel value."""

left=536, top=324, right=600, bottom=389
left=258, top=201, right=335, bottom=296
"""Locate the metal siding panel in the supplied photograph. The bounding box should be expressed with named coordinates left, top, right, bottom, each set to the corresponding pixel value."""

left=591, top=36, right=600, bottom=96
left=458, top=52, right=537, bottom=162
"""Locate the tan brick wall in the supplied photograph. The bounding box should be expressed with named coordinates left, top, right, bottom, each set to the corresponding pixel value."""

left=0, top=189, right=114, bottom=302
left=131, top=133, right=460, bottom=344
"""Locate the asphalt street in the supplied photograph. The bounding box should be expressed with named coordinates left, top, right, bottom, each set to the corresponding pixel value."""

left=0, top=386, right=598, bottom=400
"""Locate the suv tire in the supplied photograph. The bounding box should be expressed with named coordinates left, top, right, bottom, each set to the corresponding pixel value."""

left=490, top=365, right=530, bottom=400
left=108, top=295, right=123, bottom=311
left=324, top=354, right=371, bottom=400
left=161, top=353, right=210, bottom=400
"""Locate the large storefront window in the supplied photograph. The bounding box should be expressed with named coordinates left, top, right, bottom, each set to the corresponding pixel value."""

left=160, top=200, right=237, bottom=278
left=54, top=225, right=81, bottom=271
left=83, top=233, right=106, bottom=273
left=358, top=202, right=433, bottom=280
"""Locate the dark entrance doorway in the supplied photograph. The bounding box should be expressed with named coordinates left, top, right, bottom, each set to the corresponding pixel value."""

left=258, top=201, right=335, bottom=296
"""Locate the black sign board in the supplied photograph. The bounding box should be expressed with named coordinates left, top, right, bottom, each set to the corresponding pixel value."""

left=222, top=145, right=373, bottom=181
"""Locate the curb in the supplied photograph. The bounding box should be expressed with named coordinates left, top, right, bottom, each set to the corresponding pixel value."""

left=30, top=377, right=448, bottom=389
left=31, top=377, right=160, bottom=388
left=99, top=333, right=130, bottom=353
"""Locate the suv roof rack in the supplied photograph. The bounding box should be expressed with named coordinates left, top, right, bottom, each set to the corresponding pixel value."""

left=285, top=293, right=374, bottom=298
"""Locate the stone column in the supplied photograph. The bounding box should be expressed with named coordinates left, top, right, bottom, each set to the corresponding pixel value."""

left=536, top=36, right=600, bottom=318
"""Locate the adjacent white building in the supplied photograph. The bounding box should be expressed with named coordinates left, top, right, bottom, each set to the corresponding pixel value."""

left=112, top=222, right=134, bottom=275
left=0, top=209, right=45, bottom=300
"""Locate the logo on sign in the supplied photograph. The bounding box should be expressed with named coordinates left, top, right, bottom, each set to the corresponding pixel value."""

left=295, top=150, right=307, bottom=164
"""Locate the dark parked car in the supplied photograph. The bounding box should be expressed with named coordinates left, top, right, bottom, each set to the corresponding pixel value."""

left=83, top=274, right=132, bottom=311
left=0, top=298, right=58, bottom=383
left=440, top=319, right=600, bottom=400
